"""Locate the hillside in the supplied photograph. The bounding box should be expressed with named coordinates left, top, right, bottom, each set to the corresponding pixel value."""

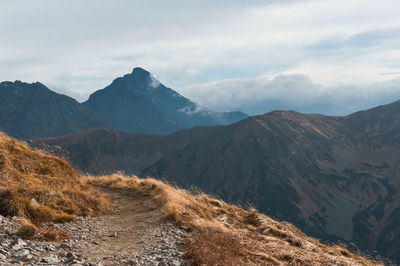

left=143, top=107, right=400, bottom=262
left=0, top=81, right=107, bottom=139
left=0, top=132, right=376, bottom=265
left=0, top=132, right=110, bottom=224
left=32, top=126, right=220, bottom=174
left=34, top=100, right=400, bottom=263
left=83, top=67, right=247, bottom=135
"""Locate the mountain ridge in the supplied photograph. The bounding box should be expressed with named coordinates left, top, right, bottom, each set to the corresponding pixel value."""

left=0, top=80, right=108, bottom=139
left=33, top=99, right=400, bottom=263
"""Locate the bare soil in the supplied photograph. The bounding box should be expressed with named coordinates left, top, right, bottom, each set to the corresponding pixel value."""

left=57, top=188, right=187, bottom=265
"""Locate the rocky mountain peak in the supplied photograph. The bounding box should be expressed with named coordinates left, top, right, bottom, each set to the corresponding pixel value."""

left=107, top=67, right=162, bottom=94
left=130, top=67, right=162, bottom=91
left=131, top=67, right=151, bottom=77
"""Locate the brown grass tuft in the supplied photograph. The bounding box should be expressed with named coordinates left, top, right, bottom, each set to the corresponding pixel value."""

left=0, top=132, right=111, bottom=238
left=184, top=228, right=282, bottom=265
left=17, top=218, right=69, bottom=241
left=88, top=174, right=379, bottom=265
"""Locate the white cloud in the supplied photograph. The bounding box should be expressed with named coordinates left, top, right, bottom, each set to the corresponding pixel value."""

left=181, top=74, right=400, bottom=115
left=148, top=74, right=161, bottom=89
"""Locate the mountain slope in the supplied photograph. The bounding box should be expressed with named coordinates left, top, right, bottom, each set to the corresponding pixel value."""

left=83, top=67, right=247, bottom=135
left=0, top=131, right=110, bottom=225
left=143, top=106, right=400, bottom=262
left=32, top=100, right=400, bottom=262
left=0, top=81, right=107, bottom=139
left=32, top=126, right=219, bottom=174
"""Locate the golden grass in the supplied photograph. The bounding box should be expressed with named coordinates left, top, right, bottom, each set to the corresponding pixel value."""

left=0, top=132, right=111, bottom=228
left=88, top=174, right=379, bottom=266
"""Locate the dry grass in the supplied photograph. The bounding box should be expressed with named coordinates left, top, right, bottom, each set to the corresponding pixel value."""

left=17, top=218, right=69, bottom=241
left=88, top=174, right=379, bottom=265
left=0, top=132, right=111, bottom=234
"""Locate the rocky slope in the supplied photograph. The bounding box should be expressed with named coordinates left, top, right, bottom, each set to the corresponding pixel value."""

left=83, top=67, right=247, bottom=135
left=0, top=199, right=187, bottom=266
left=0, top=81, right=107, bottom=139
left=34, top=100, right=400, bottom=263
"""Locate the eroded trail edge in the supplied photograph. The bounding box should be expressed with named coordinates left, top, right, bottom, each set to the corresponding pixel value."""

left=0, top=188, right=188, bottom=266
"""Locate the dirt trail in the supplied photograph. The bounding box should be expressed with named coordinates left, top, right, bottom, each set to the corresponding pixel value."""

left=57, top=188, right=187, bottom=265
left=83, top=189, right=162, bottom=260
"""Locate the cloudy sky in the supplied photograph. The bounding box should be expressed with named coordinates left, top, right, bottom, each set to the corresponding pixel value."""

left=1, top=0, right=400, bottom=115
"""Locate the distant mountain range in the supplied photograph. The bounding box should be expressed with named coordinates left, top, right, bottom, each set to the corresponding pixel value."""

left=0, top=68, right=247, bottom=139
left=33, top=100, right=400, bottom=263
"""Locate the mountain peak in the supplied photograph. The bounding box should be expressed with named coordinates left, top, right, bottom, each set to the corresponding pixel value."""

left=131, top=67, right=151, bottom=77
left=0, top=80, right=51, bottom=95
left=108, top=67, right=157, bottom=91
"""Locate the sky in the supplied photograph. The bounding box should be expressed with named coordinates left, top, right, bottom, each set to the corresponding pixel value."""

left=1, top=0, right=400, bottom=115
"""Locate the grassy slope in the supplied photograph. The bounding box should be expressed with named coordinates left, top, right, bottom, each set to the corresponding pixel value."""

left=0, top=132, right=110, bottom=226
left=0, top=131, right=377, bottom=264
left=88, top=175, right=378, bottom=265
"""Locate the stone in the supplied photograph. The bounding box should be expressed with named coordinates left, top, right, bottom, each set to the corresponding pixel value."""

left=42, top=255, right=60, bottom=264
left=30, top=198, right=40, bottom=207
left=0, top=248, right=8, bottom=255
left=11, top=244, right=22, bottom=251
left=127, top=259, right=138, bottom=265
left=34, top=246, right=45, bottom=252
left=14, top=248, right=30, bottom=257
left=108, top=232, right=117, bottom=237
left=66, top=252, right=75, bottom=258
left=59, top=243, right=70, bottom=249
left=171, top=259, right=182, bottom=266
left=45, top=244, right=56, bottom=251
left=12, top=238, right=27, bottom=246
left=65, top=254, right=77, bottom=263
left=22, top=254, right=33, bottom=261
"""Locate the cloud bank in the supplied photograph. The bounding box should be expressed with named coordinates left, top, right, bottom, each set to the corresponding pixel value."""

left=181, top=74, right=400, bottom=116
